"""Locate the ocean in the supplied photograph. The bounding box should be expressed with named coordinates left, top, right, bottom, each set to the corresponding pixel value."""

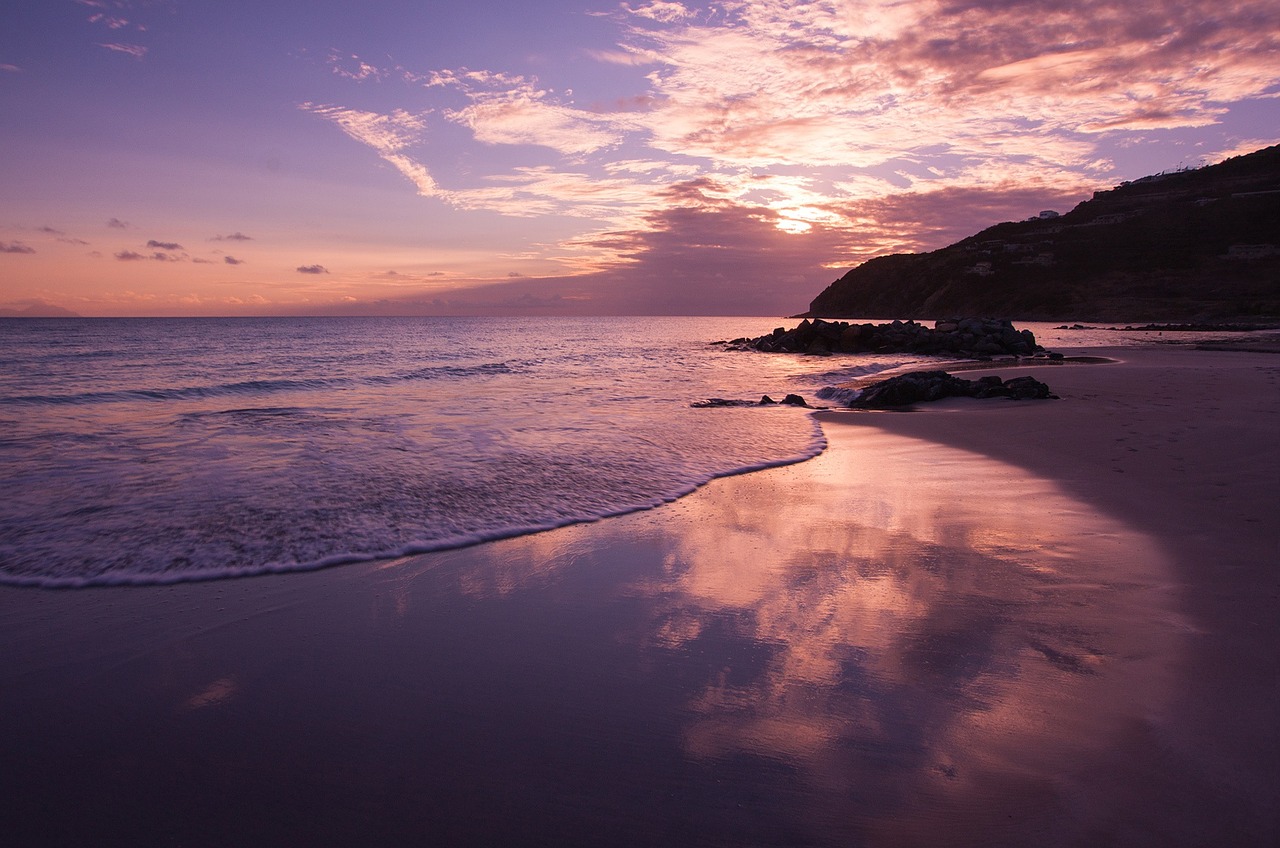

left=0, top=316, right=927, bottom=587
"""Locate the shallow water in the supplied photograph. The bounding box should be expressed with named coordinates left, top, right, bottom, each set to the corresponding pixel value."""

left=0, top=316, right=924, bottom=585
left=3, top=315, right=1254, bottom=586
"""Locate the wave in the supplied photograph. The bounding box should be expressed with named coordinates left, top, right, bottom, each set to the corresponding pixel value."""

left=0, top=415, right=827, bottom=589
left=0, top=362, right=516, bottom=407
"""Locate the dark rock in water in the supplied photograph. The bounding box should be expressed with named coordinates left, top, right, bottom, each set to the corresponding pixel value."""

left=846, top=371, right=1057, bottom=408
left=720, top=317, right=1047, bottom=358
left=690, top=398, right=757, bottom=408
left=691, top=394, right=812, bottom=409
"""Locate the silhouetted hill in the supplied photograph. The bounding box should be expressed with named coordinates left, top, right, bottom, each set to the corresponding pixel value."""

left=807, top=145, right=1280, bottom=321
left=0, top=302, right=82, bottom=318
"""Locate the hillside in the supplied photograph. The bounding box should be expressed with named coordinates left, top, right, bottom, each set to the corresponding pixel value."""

left=806, top=145, right=1280, bottom=321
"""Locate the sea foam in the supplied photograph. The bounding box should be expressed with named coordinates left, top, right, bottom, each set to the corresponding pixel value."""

left=0, top=316, right=911, bottom=586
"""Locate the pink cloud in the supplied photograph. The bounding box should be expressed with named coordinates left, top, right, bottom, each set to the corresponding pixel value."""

left=300, top=0, right=1277, bottom=316
left=97, top=43, right=146, bottom=59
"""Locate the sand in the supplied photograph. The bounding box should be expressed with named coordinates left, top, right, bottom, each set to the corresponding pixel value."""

left=1, top=344, right=1275, bottom=846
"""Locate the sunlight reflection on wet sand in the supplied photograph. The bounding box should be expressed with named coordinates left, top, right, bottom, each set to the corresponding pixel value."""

left=402, top=422, right=1188, bottom=844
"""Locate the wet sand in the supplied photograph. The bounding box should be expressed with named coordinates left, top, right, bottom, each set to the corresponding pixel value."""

left=1, top=345, right=1276, bottom=846
left=825, top=344, right=1280, bottom=845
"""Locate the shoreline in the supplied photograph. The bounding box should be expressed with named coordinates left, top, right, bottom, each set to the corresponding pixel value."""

left=1, top=344, right=1275, bottom=845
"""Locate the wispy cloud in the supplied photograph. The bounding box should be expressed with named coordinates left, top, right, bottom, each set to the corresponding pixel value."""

left=296, top=264, right=329, bottom=274
left=1, top=241, right=36, bottom=254
left=88, top=13, right=132, bottom=30
left=442, top=81, right=632, bottom=155
left=301, top=103, right=440, bottom=196
left=97, top=43, right=147, bottom=59
left=211, top=232, right=252, bottom=241
left=628, top=1, right=699, bottom=24
left=224, top=256, right=245, bottom=265
left=1213, top=137, right=1280, bottom=161
left=326, top=50, right=391, bottom=82
left=116, top=247, right=186, bottom=262
left=146, top=239, right=182, bottom=250
left=618, top=0, right=1280, bottom=174
left=106, top=217, right=130, bottom=229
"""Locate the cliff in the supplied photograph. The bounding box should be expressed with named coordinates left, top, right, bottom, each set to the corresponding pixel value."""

left=807, top=145, right=1280, bottom=321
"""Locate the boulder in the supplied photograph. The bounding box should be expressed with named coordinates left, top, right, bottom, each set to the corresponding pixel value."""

left=841, top=371, right=1057, bottom=408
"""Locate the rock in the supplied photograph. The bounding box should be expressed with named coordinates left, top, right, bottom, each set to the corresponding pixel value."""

left=691, top=394, right=812, bottom=408
left=842, top=371, right=1057, bottom=408
left=1002, top=376, right=1056, bottom=399
left=690, top=398, right=757, bottom=408
left=732, top=317, right=1046, bottom=358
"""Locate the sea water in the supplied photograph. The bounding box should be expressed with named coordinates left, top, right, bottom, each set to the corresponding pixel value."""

left=0, top=316, right=925, bottom=587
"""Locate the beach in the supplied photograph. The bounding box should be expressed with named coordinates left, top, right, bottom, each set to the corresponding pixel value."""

left=2, top=342, right=1276, bottom=846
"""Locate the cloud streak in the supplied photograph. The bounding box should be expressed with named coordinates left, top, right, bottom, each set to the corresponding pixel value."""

left=97, top=43, right=147, bottom=59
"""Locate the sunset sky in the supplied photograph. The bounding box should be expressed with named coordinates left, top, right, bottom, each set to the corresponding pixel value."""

left=3, top=0, right=1278, bottom=316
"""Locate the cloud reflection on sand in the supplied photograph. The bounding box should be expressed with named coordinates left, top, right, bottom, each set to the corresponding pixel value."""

left=631, top=425, right=1186, bottom=840
left=378, top=423, right=1186, bottom=843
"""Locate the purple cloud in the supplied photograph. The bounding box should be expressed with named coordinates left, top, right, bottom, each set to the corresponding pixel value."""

left=224, top=256, right=245, bottom=265
left=146, top=240, right=183, bottom=250
left=297, top=264, right=329, bottom=274
left=115, top=250, right=146, bottom=261
left=328, top=173, right=1089, bottom=317
left=106, top=218, right=129, bottom=229
left=1, top=241, right=36, bottom=254
left=212, top=232, right=253, bottom=241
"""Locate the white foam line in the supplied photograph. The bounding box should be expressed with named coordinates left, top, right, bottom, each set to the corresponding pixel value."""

left=2, top=415, right=829, bottom=590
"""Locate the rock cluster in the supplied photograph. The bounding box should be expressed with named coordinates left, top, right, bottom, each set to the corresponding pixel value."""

left=692, top=394, right=810, bottom=408
left=725, top=317, right=1044, bottom=357
left=821, top=371, right=1057, bottom=408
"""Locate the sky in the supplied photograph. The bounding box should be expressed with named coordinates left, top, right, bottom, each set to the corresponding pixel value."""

left=2, top=0, right=1278, bottom=317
